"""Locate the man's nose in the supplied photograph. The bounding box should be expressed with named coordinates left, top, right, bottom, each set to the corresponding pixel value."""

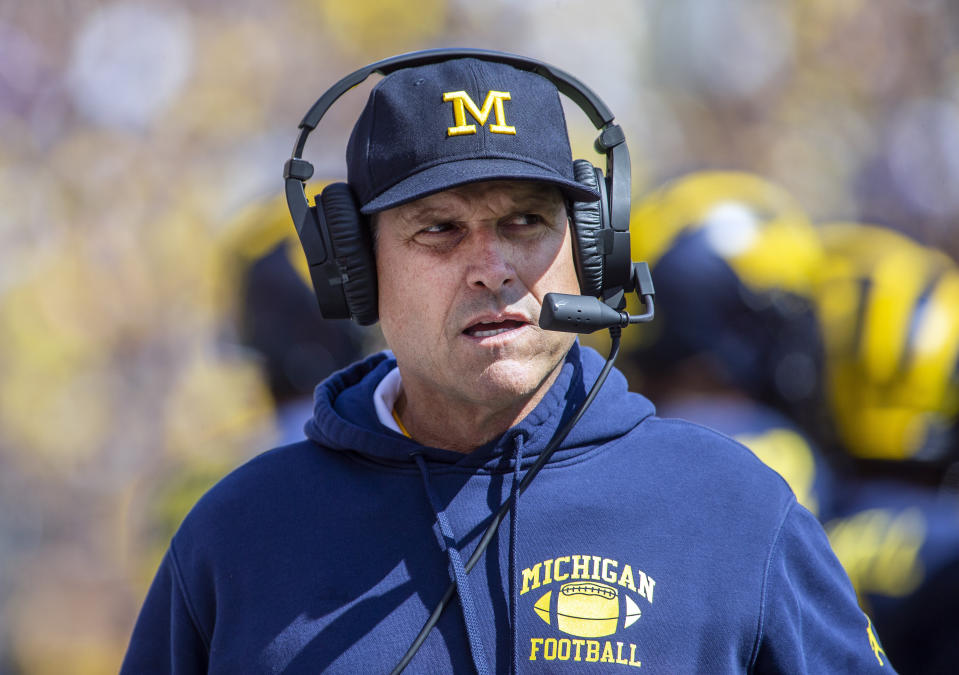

left=465, top=228, right=515, bottom=291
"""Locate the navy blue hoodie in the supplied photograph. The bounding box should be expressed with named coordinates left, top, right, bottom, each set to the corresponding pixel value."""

left=121, top=344, right=893, bottom=673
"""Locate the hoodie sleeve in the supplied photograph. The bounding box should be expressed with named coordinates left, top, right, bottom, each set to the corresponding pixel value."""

left=750, top=500, right=896, bottom=674
left=120, top=546, right=210, bottom=674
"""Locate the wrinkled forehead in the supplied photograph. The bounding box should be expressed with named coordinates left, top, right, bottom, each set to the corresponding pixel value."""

left=385, top=180, right=565, bottom=221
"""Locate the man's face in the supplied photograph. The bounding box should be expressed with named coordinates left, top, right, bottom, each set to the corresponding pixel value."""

left=375, top=180, right=580, bottom=413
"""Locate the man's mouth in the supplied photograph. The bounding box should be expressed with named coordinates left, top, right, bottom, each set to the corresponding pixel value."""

left=463, top=319, right=527, bottom=338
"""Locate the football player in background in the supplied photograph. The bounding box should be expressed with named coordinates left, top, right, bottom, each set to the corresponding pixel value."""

left=813, top=223, right=959, bottom=674
left=222, top=193, right=372, bottom=443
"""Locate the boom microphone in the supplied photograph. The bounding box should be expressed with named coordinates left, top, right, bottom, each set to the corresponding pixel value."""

left=540, top=261, right=656, bottom=334
left=540, top=294, right=627, bottom=332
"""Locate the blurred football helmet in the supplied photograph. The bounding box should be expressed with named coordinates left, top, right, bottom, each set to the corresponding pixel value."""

left=628, top=171, right=825, bottom=417
left=814, top=223, right=959, bottom=464
left=222, top=191, right=367, bottom=404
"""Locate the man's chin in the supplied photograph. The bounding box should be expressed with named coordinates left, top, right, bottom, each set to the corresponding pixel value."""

left=466, top=356, right=565, bottom=403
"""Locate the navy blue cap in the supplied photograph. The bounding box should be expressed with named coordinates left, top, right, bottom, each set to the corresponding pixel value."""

left=346, top=57, right=601, bottom=214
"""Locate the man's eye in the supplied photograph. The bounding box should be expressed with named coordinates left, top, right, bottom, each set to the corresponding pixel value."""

left=419, top=222, right=457, bottom=235
left=502, top=214, right=548, bottom=231
left=425, top=225, right=448, bottom=234
left=411, top=223, right=464, bottom=249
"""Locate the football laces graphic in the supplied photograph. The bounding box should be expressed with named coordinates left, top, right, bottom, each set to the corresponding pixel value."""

left=534, top=581, right=642, bottom=638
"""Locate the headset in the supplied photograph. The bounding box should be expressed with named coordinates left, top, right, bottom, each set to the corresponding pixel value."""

left=283, top=48, right=639, bottom=328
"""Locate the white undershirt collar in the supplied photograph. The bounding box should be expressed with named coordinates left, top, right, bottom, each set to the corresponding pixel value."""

left=372, top=366, right=405, bottom=435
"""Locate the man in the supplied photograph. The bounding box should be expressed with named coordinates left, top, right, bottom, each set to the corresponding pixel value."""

left=122, top=54, right=893, bottom=673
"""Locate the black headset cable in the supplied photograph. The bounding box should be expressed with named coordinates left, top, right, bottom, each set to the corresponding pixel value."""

left=391, top=327, right=622, bottom=674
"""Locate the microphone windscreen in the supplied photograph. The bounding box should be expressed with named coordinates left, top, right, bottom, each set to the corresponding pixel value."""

left=539, top=293, right=624, bottom=333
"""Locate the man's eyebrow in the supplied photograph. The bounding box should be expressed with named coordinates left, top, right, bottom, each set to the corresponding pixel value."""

left=506, top=185, right=565, bottom=209
left=397, top=203, right=450, bottom=223
left=395, top=185, right=564, bottom=223
left=511, top=192, right=563, bottom=210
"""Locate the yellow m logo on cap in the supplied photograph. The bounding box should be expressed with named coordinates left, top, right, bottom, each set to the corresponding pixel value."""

left=443, top=90, right=517, bottom=137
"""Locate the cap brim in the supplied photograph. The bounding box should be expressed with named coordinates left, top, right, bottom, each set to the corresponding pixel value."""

left=359, top=157, right=600, bottom=214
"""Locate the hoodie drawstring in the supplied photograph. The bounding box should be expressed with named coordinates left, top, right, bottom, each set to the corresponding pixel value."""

left=507, top=432, right=526, bottom=675
left=412, top=453, right=491, bottom=675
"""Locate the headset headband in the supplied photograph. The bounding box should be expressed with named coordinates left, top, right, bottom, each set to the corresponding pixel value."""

left=283, top=48, right=631, bottom=279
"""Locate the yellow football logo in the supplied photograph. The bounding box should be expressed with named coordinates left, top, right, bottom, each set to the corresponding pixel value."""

left=534, top=581, right=642, bottom=638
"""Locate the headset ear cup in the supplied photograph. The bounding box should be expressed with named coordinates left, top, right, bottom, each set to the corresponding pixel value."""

left=319, top=183, right=379, bottom=325
left=570, top=159, right=605, bottom=297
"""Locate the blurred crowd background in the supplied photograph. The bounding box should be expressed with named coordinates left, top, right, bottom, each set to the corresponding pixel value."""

left=2, top=0, right=959, bottom=672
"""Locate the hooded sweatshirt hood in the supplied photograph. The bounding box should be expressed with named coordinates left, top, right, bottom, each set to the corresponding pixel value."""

left=305, top=341, right=655, bottom=468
